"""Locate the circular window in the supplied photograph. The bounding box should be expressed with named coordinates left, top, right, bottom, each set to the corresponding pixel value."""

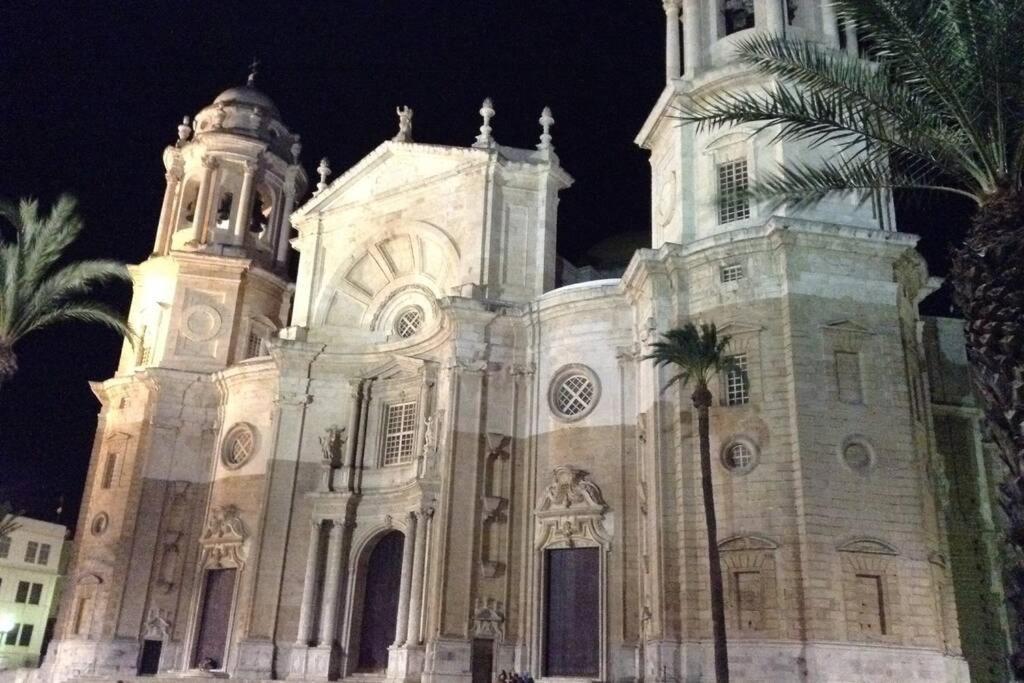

left=548, top=365, right=601, bottom=421
left=222, top=423, right=258, bottom=470
left=721, top=437, right=759, bottom=475
left=841, top=437, right=875, bottom=473
left=395, top=307, right=424, bottom=338
left=91, top=512, right=109, bottom=536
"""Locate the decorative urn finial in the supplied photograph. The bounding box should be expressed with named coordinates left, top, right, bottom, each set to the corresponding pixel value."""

left=316, top=157, right=331, bottom=193
left=176, top=116, right=192, bottom=146
left=393, top=105, right=414, bottom=143
left=247, top=57, right=260, bottom=87
left=537, top=106, right=555, bottom=151
left=473, top=97, right=496, bottom=148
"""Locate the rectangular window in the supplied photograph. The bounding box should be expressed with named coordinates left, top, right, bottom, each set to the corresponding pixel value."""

left=37, top=543, right=50, bottom=566
left=725, top=354, right=750, bottom=406
left=855, top=574, right=887, bottom=635
left=246, top=331, right=263, bottom=359
left=18, top=624, right=33, bottom=647
left=382, top=401, right=418, bottom=466
left=835, top=351, right=863, bottom=404
left=29, top=582, right=43, bottom=605
left=15, top=580, right=29, bottom=603
left=24, top=540, right=38, bottom=563
left=720, top=263, right=745, bottom=283
left=734, top=570, right=763, bottom=631
left=101, top=452, right=118, bottom=489
left=0, top=535, right=10, bottom=558
left=718, top=159, right=750, bottom=224
left=4, top=625, right=18, bottom=646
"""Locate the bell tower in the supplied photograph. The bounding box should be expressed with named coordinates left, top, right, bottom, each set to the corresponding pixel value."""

left=118, top=71, right=308, bottom=373
left=637, top=0, right=895, bottom=248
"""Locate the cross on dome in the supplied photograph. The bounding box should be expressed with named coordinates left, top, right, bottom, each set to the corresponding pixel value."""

left=247, top=57, right=260, bottom=87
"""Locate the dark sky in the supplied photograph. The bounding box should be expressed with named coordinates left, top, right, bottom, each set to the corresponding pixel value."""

left=0, top=2, right=970, bottom=530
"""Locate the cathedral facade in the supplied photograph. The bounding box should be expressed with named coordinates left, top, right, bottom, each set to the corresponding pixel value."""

left=38, top=2, right=1008, bottom=682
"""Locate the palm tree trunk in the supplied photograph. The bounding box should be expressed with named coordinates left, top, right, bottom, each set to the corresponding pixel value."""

left=950, top=191, right=1024, bottom=678
left=694, top=385, right=729, bottom=682
left=0, top=340, right=16, bottom=394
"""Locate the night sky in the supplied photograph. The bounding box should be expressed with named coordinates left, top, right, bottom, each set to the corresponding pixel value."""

left=0, top=2, right=971, bottom=530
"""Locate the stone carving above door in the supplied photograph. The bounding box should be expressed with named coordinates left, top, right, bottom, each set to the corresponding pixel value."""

left=200, top=504, right=247, bottom=569
left=535, top=466, right=610, bottom=549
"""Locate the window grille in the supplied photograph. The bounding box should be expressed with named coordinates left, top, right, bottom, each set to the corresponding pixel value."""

left=718, top=159, right=750, bottom=224
left=4, top=625, right=18, bottom=646
left=18, top=624, right=33, bottom=647
left=29, top=583, right=42, bottom=605
left=382, top=401, right=418, bottom=465
left=0, top=535, right=10, bottom=558
left=24, top=541, right=38, bottom=564
left=725, top=354, right=750, bottom=406
left=395, top=307, right=424, bottom=338
left=246, top=331, right=263, bottom=359
left=721, top=264, right=745, bottom=283
left=725, top=443, right=754, bottom=471
left=37, top=544, right=50, bottom=566
left=15, top=581, right=30, bottom=603
left=555, top=374, right=596, bottom=417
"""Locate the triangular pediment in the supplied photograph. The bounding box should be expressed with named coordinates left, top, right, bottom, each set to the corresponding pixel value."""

left=716, top=320, right=764, bottom=336
left=822, top=319, right=872, bottom=335
left=359, top=356, right=427, bottom=381
left=294, top=141, right=487, bottom=220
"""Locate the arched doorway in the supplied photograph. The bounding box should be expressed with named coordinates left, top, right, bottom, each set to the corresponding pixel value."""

left=357, top=530, right=404, bottom=671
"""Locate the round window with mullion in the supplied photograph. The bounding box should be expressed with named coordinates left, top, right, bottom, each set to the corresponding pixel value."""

left=548, top=365, right=601, bottom=422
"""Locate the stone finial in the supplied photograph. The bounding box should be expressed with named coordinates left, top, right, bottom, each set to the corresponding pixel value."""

left=247, top=57, right=260, bottom=87
left=316, top=158, right=331, bottom=193
left=473, top=98, right=496, bottom=149
left=290, top=136, right=302, bottom=164
left=537, top=107, right=555, bottom=151
left=177, top=116, right=192, bottom=146
left=393, top=105, right=414, bottom=143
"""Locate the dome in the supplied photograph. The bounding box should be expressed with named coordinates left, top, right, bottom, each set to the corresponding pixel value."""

left=212, top=85, right=280, bottom=118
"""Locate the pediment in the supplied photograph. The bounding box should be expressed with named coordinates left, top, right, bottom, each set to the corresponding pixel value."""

left=716, top=321, right=764, bottom=336
left=295, top=141, right=485, bottom=219
left=358, top=356, right=427, bottom=381
left=822, top=319, right=872, bottom=335
left=837, top=537, right=899, bottom=555
left=718, top=534, right=779, bottom=552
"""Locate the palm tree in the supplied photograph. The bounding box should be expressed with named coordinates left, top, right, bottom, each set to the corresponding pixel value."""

left=675, top=0, right=1024, bottom=673
left=0, top=501, right=19, bottom=539
left=646, top=322, right=734, bottom=683
left=0, top=195, right=133, bottom=394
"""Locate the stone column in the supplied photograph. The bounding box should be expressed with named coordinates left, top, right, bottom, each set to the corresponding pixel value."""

left=340, top=382, right=362, bottom=492
left=276, top=173, right=298, bottom=266
left=393, top=512, right=418, bottom=646
left=682, top=0, right=702, bottom=78
left=820, top=0, right=840, bottom=47
left=192, top=156, right=218, bottom=245
left=295, top=520, right=323, bottom=646
left=844, top=19, right=859, bottom=57
left=318, top=520, right=345, bottom=646
left=154, top=168, right=182, bottom=255
left=663, top=1, right=682, bottom=82
left=404, top=508, right=430, bottom=645
left=233, top=160, right=259, bottom=246
left=765, top=0, right=786, bottom=33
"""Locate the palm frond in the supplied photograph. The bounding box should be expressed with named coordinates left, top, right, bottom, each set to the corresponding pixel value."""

left=26, top=301, right=134, bottom=341
left=644, top=322, right=733, bottom=394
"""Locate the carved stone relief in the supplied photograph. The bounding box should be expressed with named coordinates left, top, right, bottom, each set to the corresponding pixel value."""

left=319, top=425, right=346, bottom=492
left=472, top=597, right=505, bottom=640
left=200, top=504, right=247, bottom=569
left=535, top=466, right=610, bottom=549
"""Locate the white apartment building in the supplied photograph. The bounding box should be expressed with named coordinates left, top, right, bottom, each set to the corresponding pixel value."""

left=0, top=518, right=67, bottom=670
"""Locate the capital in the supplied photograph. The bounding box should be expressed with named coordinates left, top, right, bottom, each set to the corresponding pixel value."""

left=201, top=155, right=220, bottom=170
left=244, top=159, right=261, bottom=174
left=663, top=0, right=681, bottom=14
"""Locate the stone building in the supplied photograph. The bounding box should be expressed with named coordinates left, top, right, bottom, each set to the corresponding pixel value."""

left=37, top=2, right=1008, bottom=682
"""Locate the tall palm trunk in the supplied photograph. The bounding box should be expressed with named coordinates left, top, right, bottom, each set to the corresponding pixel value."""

left=950, top=193, right=1024, bottom=676
left=0, top=340, right=16, bottom=394
left=694, top=384, right=729, bottom=682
